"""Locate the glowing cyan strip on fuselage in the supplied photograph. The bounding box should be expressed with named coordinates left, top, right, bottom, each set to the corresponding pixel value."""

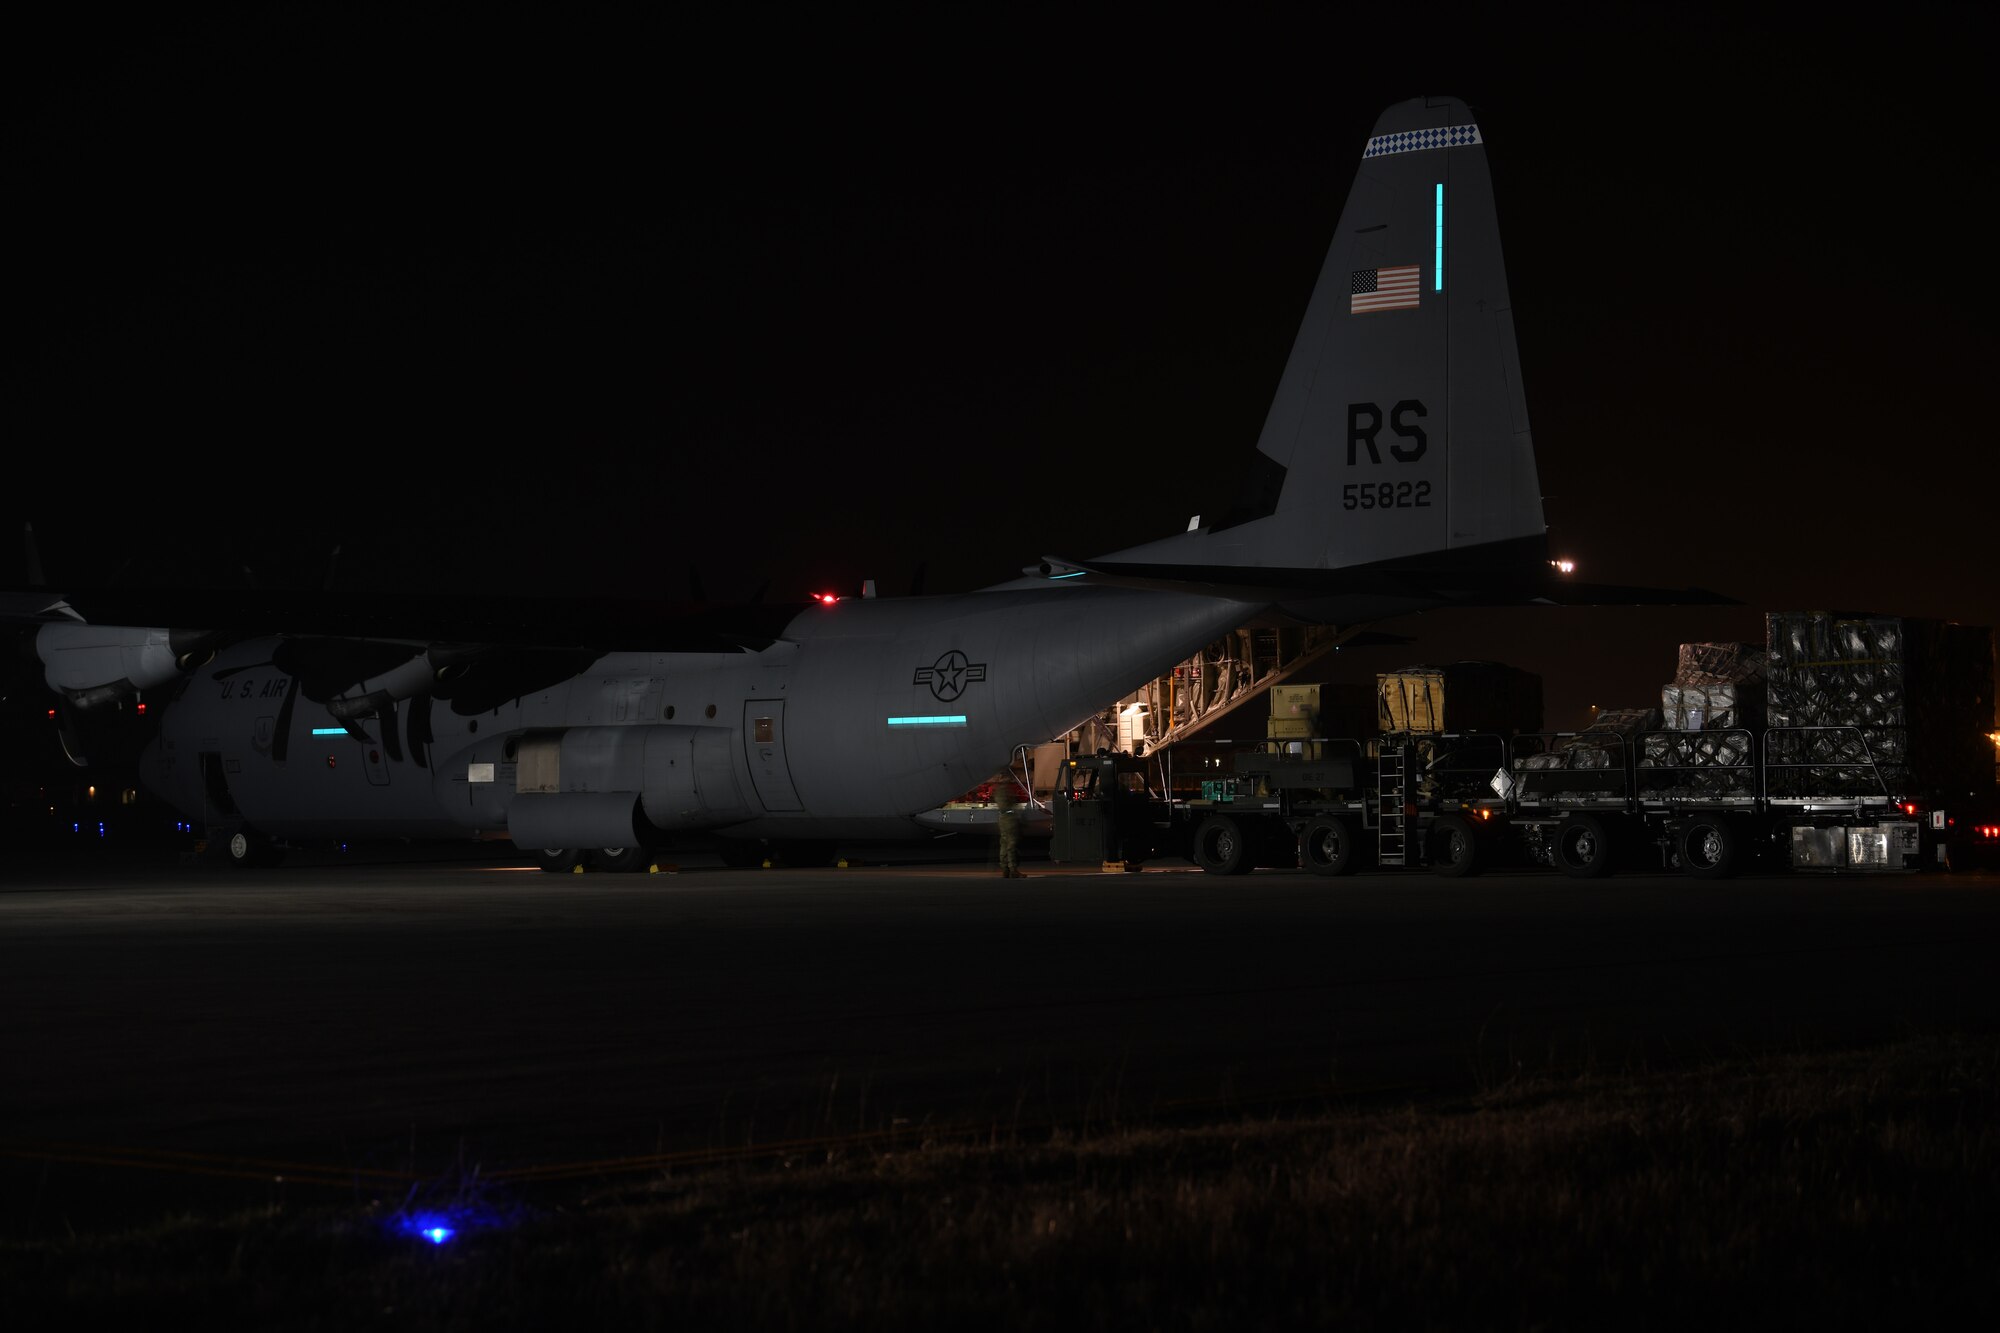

left=311, top=727, right=346, bottom=735
left=886, top=715, right=968, bottom=728
left=1435, top=183, right=1443, bottom=290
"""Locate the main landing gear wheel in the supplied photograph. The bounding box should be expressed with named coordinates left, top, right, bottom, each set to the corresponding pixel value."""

left=715, top=840, right=764, bottom=868
left=591, top=846, right=652, bottom=873
left=1299, top=815, right=1359, bottom=877
left=778, top=839, right=840, bottom=868
left=532, top=847, right=584, bottom=874
left=1428, top=813, right=1482, bottom=877
left=1192, top=814, right=1251, bottom=876
left=1554, top=814, right=1616, bottom=878
left=1680, top=818, right=1738, bottom=879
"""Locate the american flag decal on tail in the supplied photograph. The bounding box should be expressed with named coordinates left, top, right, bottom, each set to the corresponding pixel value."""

left=1350, top=264, right=1421, bottom=314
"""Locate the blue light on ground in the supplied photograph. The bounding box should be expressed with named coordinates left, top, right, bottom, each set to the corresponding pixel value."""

left=391, top=1200, right=528, bottom=1246
left=395, top=1211, right=467, bottom=1245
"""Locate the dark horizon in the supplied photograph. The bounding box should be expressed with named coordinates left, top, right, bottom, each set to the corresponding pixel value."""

left=6, top=9, right=1994, bottom=730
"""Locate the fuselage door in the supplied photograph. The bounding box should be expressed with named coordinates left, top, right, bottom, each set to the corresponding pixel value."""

left=361, top=739, right=391, bottom=787
left=742, top=700, right=802, bottom=812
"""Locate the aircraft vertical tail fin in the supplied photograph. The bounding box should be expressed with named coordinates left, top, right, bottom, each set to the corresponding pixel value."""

left=1089, top=95, right=1546, bottom=583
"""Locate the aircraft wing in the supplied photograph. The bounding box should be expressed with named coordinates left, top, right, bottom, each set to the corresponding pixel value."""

left=1, top=580, right=818, bottom=733
left=3, top=584, right=806, bottom=654
left=1030, top=539, right=1736, bottom=609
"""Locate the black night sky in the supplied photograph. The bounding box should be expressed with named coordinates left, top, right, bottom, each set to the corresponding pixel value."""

left=5, top=6, right=1995, bottom=732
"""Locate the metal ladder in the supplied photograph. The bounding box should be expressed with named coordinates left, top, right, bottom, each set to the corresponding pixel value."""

left=1376, top=745, right=1407, bottom=866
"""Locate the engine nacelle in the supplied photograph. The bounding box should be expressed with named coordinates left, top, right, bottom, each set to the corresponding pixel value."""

left=325, top=643, right=488, bottom=721
left=34, top=623, right=220, bottom=708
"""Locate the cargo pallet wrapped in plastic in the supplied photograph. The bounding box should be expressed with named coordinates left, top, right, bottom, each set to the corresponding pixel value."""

left=1765, top=611, right=1996, bottom=798
left=1661, top=682, right=1766, bottom=732
left=1674, top=641, right=1769, bottom=686
left=1376, top=662, right=1543, bottom=737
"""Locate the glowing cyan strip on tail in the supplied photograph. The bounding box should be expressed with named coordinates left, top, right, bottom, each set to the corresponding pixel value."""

left=1435, top=184, right=1444, bottom=290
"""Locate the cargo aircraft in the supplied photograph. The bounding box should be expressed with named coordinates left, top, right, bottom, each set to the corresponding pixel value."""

left=9, top=96, right=1707, bottom=871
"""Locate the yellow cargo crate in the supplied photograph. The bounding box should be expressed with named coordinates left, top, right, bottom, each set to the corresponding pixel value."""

left=1268, top=683, right=1321, bottom=717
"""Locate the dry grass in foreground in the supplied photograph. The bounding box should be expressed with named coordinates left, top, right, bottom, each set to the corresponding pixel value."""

left=7, top=1033, right=1998, bottom=1331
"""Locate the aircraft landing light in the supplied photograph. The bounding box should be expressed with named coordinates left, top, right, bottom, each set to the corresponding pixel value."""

left=886, top=715, right=968, bottom=728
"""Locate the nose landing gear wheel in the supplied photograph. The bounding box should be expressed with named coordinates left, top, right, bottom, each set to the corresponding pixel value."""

left=225, top=830, right=286, bottom=869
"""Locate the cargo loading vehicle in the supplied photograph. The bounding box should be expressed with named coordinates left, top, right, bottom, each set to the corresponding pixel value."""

left=1050, top=613, right=1998, bottom=877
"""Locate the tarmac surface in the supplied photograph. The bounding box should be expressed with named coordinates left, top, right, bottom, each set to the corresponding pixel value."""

left=4, top=842, right=1999, bottom=1224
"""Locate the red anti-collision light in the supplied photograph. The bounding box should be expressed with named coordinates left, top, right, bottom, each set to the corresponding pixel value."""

left=814, top=592, right=840, bottom=605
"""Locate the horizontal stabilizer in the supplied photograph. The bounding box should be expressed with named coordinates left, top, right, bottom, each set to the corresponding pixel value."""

left=1524, top=580, right=1738, bottom=607
left=1032, top=539, right=1734, bottom=610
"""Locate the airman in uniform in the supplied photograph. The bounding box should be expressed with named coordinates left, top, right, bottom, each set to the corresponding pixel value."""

left=996, top=779, right=1023, bottom=878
